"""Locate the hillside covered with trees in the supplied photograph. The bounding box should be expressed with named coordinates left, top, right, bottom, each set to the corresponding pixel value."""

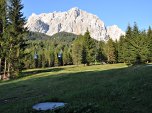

left=24, top=24, right=152, bottom=69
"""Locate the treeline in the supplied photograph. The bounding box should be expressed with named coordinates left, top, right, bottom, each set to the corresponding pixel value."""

left=73, top=24, right=152, bottom=65
left=24, top=32, right=76, bottom=68
left=24, top=24, right=152, bottom=69
left=24, top=30, right=98, bottom=68
left=24, top=30, right=105, bottom=68
left=118, top=24, right=152, bottom=64
left=0, top=0, right=27, bottom=80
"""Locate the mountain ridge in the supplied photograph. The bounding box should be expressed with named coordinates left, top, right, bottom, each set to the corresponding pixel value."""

left=25, top=7, right=125, bottom=41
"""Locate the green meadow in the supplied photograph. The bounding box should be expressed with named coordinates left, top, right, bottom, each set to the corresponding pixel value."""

left=0, top=64, right=152, bottom=113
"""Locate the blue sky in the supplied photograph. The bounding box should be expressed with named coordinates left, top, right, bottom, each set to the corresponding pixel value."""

left=22, top=0, right=152, bottom=31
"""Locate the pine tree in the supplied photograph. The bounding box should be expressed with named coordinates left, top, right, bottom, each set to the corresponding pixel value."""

left=105, top=38, right=117, bottom=63
left=147, top=26, right=152, bottom=62
left=63, top=46, right=69, bottom=65
left=114, top=40, right=119, bottom=63
left=8, top=0, right=27, bottom=77
left=137, top=31, right=148, bottom=62
left=0, top=0, right=10, bottom=79
left=118, top=23, right=150, bottom=64
left=50, top=46, right=55, bottom=67
left=82, top=30, right=96, bottom=65
left=54, top=50, right=59, bottom=66
left=118, top=35, right=126, bottom=62
left=96, top=41, right=106, bottom=63
left=0, top=0, right=5, bottom=77
left=129, top=23, right=143, bottom=64
left=63, top=46, right=72, bottom=65
left=72, top=36, right=83, bottom=65
left=123, top=25, right=135, bottom=63
left=81, top=45, right=87, bottom=65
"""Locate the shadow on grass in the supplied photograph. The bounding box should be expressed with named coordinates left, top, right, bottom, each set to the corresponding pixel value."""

left=0, top=68, right=122, bottom=106
left=0, top=65, right=152, bottom=113
left=21, top=67, right=64, bottom=78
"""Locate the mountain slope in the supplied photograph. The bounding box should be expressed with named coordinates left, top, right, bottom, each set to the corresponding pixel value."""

left=28, top=31, right=77, bottom=43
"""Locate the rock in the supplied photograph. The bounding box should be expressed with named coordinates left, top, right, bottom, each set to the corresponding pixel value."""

left=107, top=25, right=125, bottom=41
left=25, top=7, right=125, bottom=41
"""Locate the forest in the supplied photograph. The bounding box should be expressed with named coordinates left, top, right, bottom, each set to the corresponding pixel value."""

left=24, top=24, right=152, bottom=69
left=0, top=0, right=152, bottom=80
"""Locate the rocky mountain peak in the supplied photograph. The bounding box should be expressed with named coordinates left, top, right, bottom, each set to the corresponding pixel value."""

left=25, top=7, right=125, bottom=41
left=68, top=7, right=80, bottom=13
left=107, top=25, right=125, bottom=41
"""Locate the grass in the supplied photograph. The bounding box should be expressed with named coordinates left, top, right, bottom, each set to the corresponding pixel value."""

left=0, top=63, right=152, bottom=113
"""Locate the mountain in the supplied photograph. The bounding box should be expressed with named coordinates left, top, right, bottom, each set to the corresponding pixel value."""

left=107, top=25, right=125, bottom=41
left=25, top=7, right=125, bottom=41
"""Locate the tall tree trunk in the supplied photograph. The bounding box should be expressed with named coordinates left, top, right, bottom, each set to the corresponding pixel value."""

left=0, top=58, right=1, bottom=73
left=7, top=44, right=12, bottom=78
left=0, top=58, right=1, bottom=80
left=2, top=58, right=7, bottom=80
left=7, top=62, right=10, bottom=78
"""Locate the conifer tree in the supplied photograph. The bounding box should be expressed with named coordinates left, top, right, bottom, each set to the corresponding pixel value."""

left=0, top=0, right=5, bottom=77
left=118, top=35, right=126, bottom=62
left=81, top=45, right=87, bottom=65
left=63, top=46, right=72, bottom=65
left=147, top=26, right=152, bottom=62
left=96, top=41, right=106, bottom=63
left=72, top=36, right=83, bottom=65
left=123, top=25, right=135, bottom=63
left=139, top=31, right=149, bottom=62
left=130, top=23, right=143, bottom=64
left=82, top=30, right=96, bottom=65
left=105, top=38, right=117, bottom=63
left=0, top=0, right=10, bottom=79
left=54, top=51, right=59, bottom=66
left=8, top=0, right=27, bottom=77
left=49, top=46, right=55, bottom=67
left=63, top=46, right=69, bottom=65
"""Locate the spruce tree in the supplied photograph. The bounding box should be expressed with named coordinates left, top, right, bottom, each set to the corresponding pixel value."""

left=54, top=50, right=59, bottom=66
left=138, top=31, right=148, bottom=62
left=8, top=0, right=27, bottom=77
left=123, top=25, right=135, bottom=63
left=82, top=30, right=96, bottom=65
left=126, top=23, right=143, bottom=64
left=72, top=36, right=83, bottom=65
left=96, top=41, right=106, bottom=63
left=0, top=0, right=10, bottom=79
left=0, top=0, right=4, bottom=77
left=105, top=38, right=117, bottom=63
left=81, top=45, right=87, bottom=65
left=147, top=26, right=152, bottom=62
left=118, top=35, right=126, bottom=62
left=119, top=23, right=150, bottom=64
left=63, top=46, right=69, bottom=65
left=63, top=46, right=72, bottom=65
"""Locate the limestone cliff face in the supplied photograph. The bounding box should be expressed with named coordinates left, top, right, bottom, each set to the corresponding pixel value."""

left=107, top=25, right=125, bottom=41
left=25, top=7, right=125, bottom=41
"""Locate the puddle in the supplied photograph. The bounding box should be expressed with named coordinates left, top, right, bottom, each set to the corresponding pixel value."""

left=32, top=102, right=66, bottom=111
